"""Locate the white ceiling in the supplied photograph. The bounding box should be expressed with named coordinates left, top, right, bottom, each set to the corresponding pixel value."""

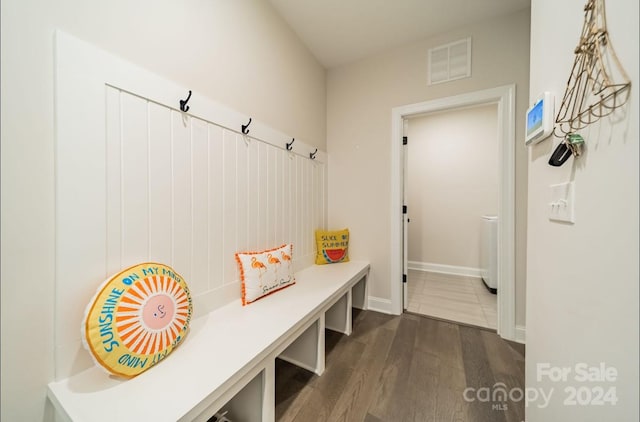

left=268, top=0, right=531, bottom=68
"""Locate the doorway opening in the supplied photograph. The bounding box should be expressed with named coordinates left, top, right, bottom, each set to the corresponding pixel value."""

left=404, top=104, right=499, bottom=330
left=391, top=85, right=517, bottom=341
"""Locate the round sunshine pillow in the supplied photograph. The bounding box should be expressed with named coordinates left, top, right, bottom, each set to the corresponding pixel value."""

left=82, top=262, right=193, bottom=378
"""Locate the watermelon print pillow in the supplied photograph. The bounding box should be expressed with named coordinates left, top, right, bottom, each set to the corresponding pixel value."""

left=315, top=228, right=350, bottom=265
left=235, top=244, right=295, bottom=305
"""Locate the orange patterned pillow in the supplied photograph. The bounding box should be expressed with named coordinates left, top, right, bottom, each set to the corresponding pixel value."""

left=82, top=263, right=193, bottom=378
left=235, top=244, right=295, bottom=305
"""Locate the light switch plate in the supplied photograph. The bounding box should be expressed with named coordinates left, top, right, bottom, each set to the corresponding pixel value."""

left=549, top=181, right=575, bottom=223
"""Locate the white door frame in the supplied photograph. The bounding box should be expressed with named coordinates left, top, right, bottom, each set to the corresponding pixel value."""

left=390, top=84, right=517, bottom=341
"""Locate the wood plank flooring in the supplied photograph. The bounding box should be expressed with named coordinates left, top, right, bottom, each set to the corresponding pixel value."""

left=275, top=310, right=524, bottom=422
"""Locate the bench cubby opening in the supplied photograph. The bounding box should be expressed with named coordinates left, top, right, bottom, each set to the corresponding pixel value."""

left=203, top=362, right=273, bottom=422
left=278, top=316, right=325, bottom=375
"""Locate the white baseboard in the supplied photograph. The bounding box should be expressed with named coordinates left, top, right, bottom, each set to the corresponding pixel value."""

left=408, top=261, right=482, bottom=278
left=367, top=296, right=394, bottom=314
left=513, top=325, right=526, bottom=344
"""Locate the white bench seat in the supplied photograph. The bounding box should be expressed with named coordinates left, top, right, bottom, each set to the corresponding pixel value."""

left=47, top=261, right=370, bottom=422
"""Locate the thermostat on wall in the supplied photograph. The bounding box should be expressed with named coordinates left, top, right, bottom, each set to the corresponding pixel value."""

left=525, top=91, right=555, bottom=145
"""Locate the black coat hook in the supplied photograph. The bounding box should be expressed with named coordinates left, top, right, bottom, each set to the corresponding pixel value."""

left=286, top=138, right=295, bottom=151
left=179, top=90, right=192, bottom=112
left=242, top=118, right=252, bottom=134
left=310, top=148, right=317, bottom=160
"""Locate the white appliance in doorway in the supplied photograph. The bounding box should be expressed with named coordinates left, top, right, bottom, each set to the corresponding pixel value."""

left=481, top=215, right=498, bottom=294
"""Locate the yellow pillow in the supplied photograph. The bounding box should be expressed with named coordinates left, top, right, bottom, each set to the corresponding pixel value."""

left=236, top=244, right=296, bottom=305
left=315, top=228, right=350, bottom=265
left=82, top=263, right=193, bottom=378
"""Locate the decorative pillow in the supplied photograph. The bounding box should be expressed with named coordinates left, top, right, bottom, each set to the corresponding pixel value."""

left=315, top=228, right=350, bottom=265
left=82, top=262, right=193, bottom=378
left=236, top=244, right=295, bottom=305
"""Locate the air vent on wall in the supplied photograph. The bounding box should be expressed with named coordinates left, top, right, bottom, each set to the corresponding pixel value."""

left=428, top=38, right=471, bottom=85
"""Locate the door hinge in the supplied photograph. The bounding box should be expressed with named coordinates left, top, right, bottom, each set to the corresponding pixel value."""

left=402, top=136, right=408, bottom=145
left=403, top=205, right=407, bottom=214
left=403, top=274, right=407, bottom=283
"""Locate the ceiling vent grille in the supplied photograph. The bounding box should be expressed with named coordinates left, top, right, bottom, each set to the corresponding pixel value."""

left=428, top=38, right=471, bottom=85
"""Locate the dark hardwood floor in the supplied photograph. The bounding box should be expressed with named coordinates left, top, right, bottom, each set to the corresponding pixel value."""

left=275, top=310, right=525, bottom=422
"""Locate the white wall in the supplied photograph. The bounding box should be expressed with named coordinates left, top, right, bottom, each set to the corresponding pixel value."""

left=527, top=0, right=638, bottom=420
left=0, top=0, right=326, bottom=420
left=327, top=9, right=530, bottom=318
left=407, top=105, right=499, bottom=269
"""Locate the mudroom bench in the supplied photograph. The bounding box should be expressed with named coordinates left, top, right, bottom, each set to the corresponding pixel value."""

left=47, top=261, right=370, bottom=422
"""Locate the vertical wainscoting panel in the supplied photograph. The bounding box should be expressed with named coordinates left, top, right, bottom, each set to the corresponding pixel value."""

left=301, top=157, right=308, bottom=258
left=102, top=87, right=326, bottom=311
left=208, top=125, right=224, bottom=291
left=236, top=136, right=249, bottom=259
left=258, top=142, right=269, bottom=250
left=304, top=159, right=312, bottom=258
left=106, top=87, right=123, bottom=277
left=265, top=147, right=275, bottom=247
left=294, top=157, right=303, bottom=261
left=120, top=93, right=150, bottom=267
left=55, top=32, right=327, bottom=381
left=171, top=110, right=193, bottom=284
left=247, top=140, right=260, bottom=252
left=314, top=163, right=322, bottom=232
left=276, top=150, right=285, bottom=246
left=190, top=117, right=210, bottom=295
left=59, top=86, right=327, bottom=379
left=282, top=153, right=292, bottom=248
left=148, top=102, right=173, bottom=266
left=222, top=130, right=238, bottom=287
